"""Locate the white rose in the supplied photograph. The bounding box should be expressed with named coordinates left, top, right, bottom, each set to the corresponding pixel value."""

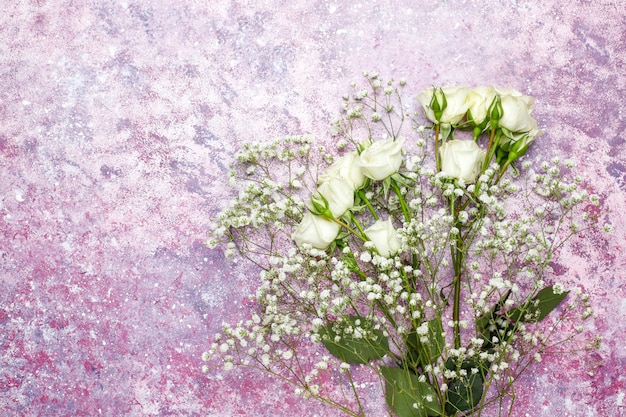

left=417, top=86, right=470, bottom=125
left=502, top=127, right=543, bottom=161
left=500, top=122, right=541, bottom=148
left=439, top=140, right=486, bottom=183
left=318, top=151, right=365, bottom=190
left=498, top=93, right=536, bottom=133
left=311, top=175, right=355, bottom=218
left=493, top=86, right=524, bottom=97
left=364, top=218, right=401, bottom=257
left=292, top=212, right=340, bottom=250
left=357, top=137, right=405, bottom=180
left=466, top=86, right=497, bottom=126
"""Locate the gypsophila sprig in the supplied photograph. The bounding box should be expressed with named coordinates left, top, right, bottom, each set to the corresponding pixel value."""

left=203, top=74, right=606, bottom=417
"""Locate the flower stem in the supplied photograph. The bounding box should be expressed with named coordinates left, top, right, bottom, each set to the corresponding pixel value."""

left=357, top=190, right=379, bottom=220
left=346, top=370, right=365, bottom=417
left=333, top=218, right=367, bottom=241
left=390, top=180, right=411, bottom=223
left=452, top=266, right=462, bottom=350
left=450, top=197, right=464, bottom=349
left=482, top=127, right=497, bottom=172
left=494, top=159, right=512, bottom=185
left=435, top=123, right=441, bottom=171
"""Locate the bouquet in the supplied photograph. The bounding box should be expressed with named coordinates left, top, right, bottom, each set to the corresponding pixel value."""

left=203, top=73, right=605, bottom=416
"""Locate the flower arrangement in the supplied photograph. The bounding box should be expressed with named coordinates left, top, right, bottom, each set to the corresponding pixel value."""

left=203, top=73, right=605, bottom=416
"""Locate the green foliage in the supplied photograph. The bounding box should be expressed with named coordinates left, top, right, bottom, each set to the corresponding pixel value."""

left=406, top=318, right=445, bottom=368
left=478, top=286, right=569, bottom=350
left=444, top=359, right=485, bottom=414
left=381, top=366, right=442, bottom=417
left=508, top=285, right=570, bottom=323
left=319, top=316, right=389, bottom=364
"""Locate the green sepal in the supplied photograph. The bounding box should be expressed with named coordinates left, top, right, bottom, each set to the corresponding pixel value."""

left=507, top=134, right=533, bottom=163
left=354, top=190, right=366, bottom=208
left=309, top=194, right=334, bottom=219
left=508, top=285, right=570, bottom=323
left=390, top=172, right=414, bottom=188
left=439, top=123, right=452, bottom=143
left=382, top=176, right=392, bottom=200
left=355, top=177, right=371, bottom=194
left=430, top=87, right=447, bottom=122
left=381, top=366, right=442, bottom=417
left=488, top=96, right=503, bottom=130
left=406, top=317, right=444, bottom=367
left=319, top=316, right=389, bottom=364
left=496, top=147, right=509, bottom=165
left=472, top=125, right=483, bottom=140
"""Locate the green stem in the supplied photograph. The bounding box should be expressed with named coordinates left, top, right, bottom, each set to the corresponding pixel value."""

left=357, top=190, right=379, bottom=220
left=346, top=370, right=365, bottom=417
left=494, top=159, right=512, bottom=185
left=435, top=123, right=441, bottom=171
left=450, top=197, right=463, bottom=350
left=390, top=180, right=411, bottom=223
left=350, top=213, right=368, bottom=237
left=332, top=217, right=366, bottom=241
left=452, top=264, right=462, bottom=350
left=390, top=179, right=421, bottom=271
left=474, top=129, right=502, bottom=197
left=482, top=127, right=497, bottom=172
left=348, top=255, right=398, bottom=329
left=376, top=299, right=398, bottom=331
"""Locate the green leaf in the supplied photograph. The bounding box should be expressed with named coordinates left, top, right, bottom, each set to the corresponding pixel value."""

left=406, top=318, right=444, bottom=367
left=381, top=366, right=442, bottom=417
left=508, top=286, right=570, bottom=323
left=444, top=359, right=485, bottom=414
left=319, top=316, right=389, bottom=364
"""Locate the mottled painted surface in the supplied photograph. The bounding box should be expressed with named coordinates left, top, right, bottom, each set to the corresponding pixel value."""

left=1, top=1, right=624, bottom=416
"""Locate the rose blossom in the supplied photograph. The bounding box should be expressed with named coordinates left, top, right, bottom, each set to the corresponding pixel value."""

left=500, top=123, right=542, bottom=147
left=439, top=140, right=486, bottom=183
left=503, top=128, right=543, bottom=161
left=292, top=212, right=340, bottom=250
left=498, top=93, right=536, bottom=133
left=493, top=86, right=524, bottom=97
left=364, top=218, right=401, bottom=257
left=466, top=86, right=497, bottom=126
left=318, top=151, right=365, bottom=190
left=312, top=175, right=355, bottom=218
left=357, top=137, right=405, bottom=180
left=417, top=86, right=470, bottom=125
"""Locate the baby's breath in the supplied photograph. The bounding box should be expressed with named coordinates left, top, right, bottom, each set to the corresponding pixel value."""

left=204, top=75, right=603, bottom=417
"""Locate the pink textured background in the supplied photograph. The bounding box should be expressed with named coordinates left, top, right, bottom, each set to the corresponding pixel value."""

left=1, top=1, right=624, bottom=416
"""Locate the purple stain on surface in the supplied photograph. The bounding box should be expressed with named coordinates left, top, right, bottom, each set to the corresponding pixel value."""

left=548, top=262, right=569, bottom=276
left=607, top=161, right=626, bottom=190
